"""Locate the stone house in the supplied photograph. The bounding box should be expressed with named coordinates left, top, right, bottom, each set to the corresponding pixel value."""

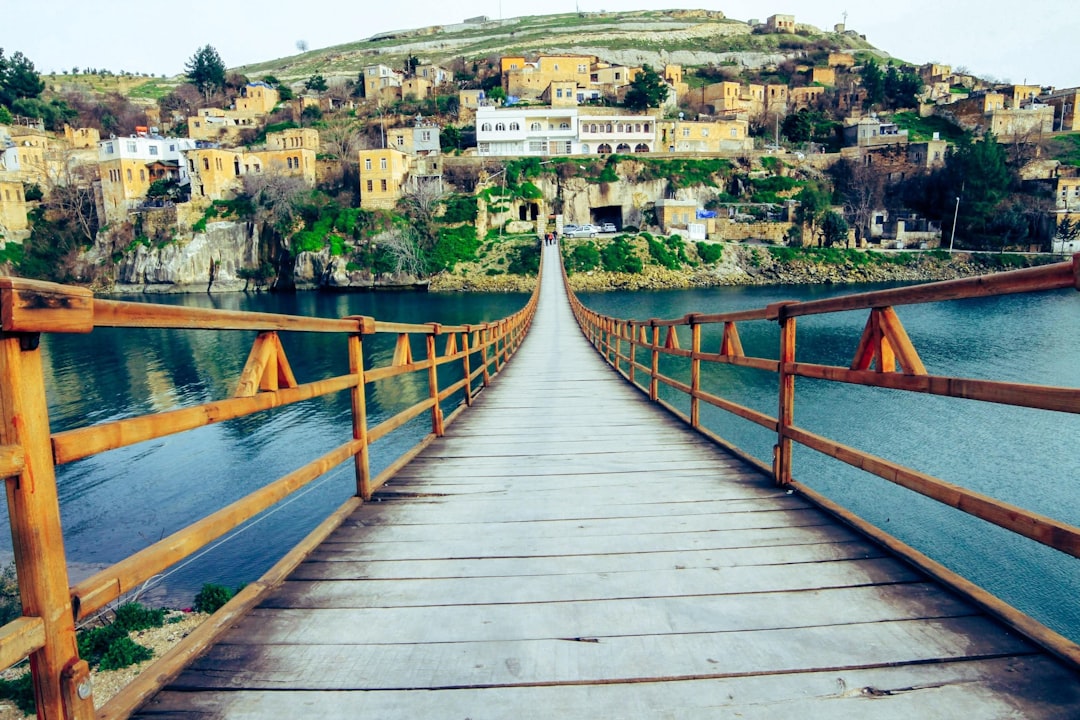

left=766, top=14, right=796, bottom=33
left=658, top=118, right=752, bottom=154
left=843, top=116, right=909, bottom=148
left=0, top=176, right=29, bottom=234
left=1040, top=87, right=1079, bottom=132
left=789, top=86, right=826, bottom=110
left=579, top=112, right=658, bottom=154
left=357, top=148, right=410, bottom=210
left=185, top=129, right=318, bottom=201
left=96, top=133, right=198, bottom=224
left=503, top=54, right=594, bottom=101
left=234, top=82, right=279, bottom=115
left=362, top=64, right=404, bottom=100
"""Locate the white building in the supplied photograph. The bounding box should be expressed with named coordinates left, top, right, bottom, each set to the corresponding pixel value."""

left=98, top=133, right=200, bottom=185
left=475, top=107, right=658, bottom=156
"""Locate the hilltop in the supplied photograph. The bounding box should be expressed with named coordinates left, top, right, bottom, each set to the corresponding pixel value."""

left=236, top=10, right=881, bottom=86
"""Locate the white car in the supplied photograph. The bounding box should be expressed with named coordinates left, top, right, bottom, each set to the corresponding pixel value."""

left=564, top=224, right=599, bottom=238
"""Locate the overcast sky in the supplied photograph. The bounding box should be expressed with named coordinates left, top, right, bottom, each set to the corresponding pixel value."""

left=8, top=1, right=1077, bottom=89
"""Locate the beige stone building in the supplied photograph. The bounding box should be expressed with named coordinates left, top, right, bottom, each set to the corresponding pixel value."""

left=186, top=129, right=318, bottom=201
left=96, top=134, right=198, bottom=224
left=790, top=86, right=827, bottom=109
left=767, top=14, right=795, bottom=32
left=234, top=82, right=280, bottom=115
left=811, top=67, right=837, bottom=86
left=358, top=148, right=410, bottom=210
left=657, top=118, right=752, bottom=154
left=1041, top=87, right=1080, bottom=132
left=0, top=176, right=29, bottom=234
left=64, top=126, right=101, bottom=149
left=829, top=52, right=855, bottom=68
left=504, top=54, right=595, bottom=101
left=362, top=64, right=404, bottom=100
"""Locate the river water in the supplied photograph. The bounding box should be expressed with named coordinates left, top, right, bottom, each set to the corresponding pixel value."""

left=3, top=281, right=1079, bottom=643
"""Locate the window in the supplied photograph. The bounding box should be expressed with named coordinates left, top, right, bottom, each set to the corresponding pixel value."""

left=421, top=131, right=430, bottom=141
left=287, top=157, right=294, bottom=169
left=380, top=179, right=387, bottom=191
left=105, top=142, right=114, bottom=154
left=730, top=128, right=738, bottom=138
left=365, top=158, right=372, bottom=170
left=553, top=64, right=559, bottom=71
left=701, top=128, right=709, bottom=137
left=481, top=123, right=492, bottom=132
left=139, top=169, right=145, bottom=181
left=508, top=122, right=519, bottom=131
left=682, top=128, right=690, bottom=137
left=149, top=146, right=158, bottom=156
left=615, top=72, right=622, bottom=81
left=530, top=122, right=541, bottom=131
left=396, top=136, right=404, bottom=146
left=495, top=123, right=506, bottom=131
left=578, top=64, right=587, bottom=73
left=126, top=141, right=137, bottom=152
left=380, top=158, right=387, bottom=170
left=366, top=180, right=373, bottom=192
left=169, top=144, right=175, bottom=152
left=126, top=169, right=132, bottom=181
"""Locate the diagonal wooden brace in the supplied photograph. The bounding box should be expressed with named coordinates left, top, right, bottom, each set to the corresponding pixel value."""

left=235, top=332, right=299, bottom=397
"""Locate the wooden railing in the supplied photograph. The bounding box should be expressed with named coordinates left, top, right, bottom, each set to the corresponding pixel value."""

left=0, top=269, right=540, bottom=720
left=566, top=255, right=1080, bottom=666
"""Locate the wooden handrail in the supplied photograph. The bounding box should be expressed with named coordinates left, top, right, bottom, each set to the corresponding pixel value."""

left=0, top=261, right=542, bottom=718
left=565, top=253, right=1080, bottom=664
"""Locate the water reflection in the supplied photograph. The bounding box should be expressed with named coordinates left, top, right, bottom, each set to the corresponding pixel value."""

left=3, top=289, right=529, bottom=607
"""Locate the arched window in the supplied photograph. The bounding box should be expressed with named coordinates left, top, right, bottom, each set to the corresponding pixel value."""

left=606, top=124, right=613, bottom=133
left=581, top=144, right=591, bottom=153
left=495, top=123, right=506, bottom=131
left=481, top=123, right=492, bottom=132
left=598, top=143, right=612, bottom=154
left=635, top=143, right=649, bottom=153
left=530, top=122, right=541, bottom=131
left=560, top=122, right=570, bottom=129
left=616, top=143, right=631, bottom=153
left=510, top=122, right=520, bottom=131
left=644, top=123, right=651, bottom=132
left=635, top=124, right=641, bottom=133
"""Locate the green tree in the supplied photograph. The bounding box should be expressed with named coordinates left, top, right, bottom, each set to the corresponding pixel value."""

left=0, top=49, right=45, bottom=108
left=947, top=133, right=1013, bottom=247
left=185, top=44, right=226, bottom=102
left=860, top=58, right=885, bottom=109
left=304, top=74, right=328, bottom=93
left=818, top=210, right=850, bottom=247
left=795, top=180, right=831, bottom=240
left=624, top=65, right=668, bottom=111
left=0, top=104, right=11, bottom=124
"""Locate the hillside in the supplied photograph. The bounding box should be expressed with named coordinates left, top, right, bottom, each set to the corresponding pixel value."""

left=234, top=10, right=880, bottom=85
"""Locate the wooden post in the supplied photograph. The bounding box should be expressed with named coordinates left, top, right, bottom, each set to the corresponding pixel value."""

left=776, top=310, right=797, bottom=486
left=628, top=322, right=637, bottom=384
left=0, top=334, right=94, bottom=720
left=426, top=329, right=445, bottom=436
left=347, top=333, right=372, bottom=500
left=614, top=322, right=623, bottom=372
left=690, top=319, right=702, bottom=429
left=462, top=329, right=473, bottom=406
left=649, top=324, right=660, bottom=402
left=481, top=328, right=491, bottom=387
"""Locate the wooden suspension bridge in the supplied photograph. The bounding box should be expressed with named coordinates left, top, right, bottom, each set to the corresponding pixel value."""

left=0, top=248, right=1078, bottom=718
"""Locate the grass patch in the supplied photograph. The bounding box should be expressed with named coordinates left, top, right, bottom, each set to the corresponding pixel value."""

left=890, top=111, right=969, bottom=143
left=1048, top=133, right=1080, bottom=167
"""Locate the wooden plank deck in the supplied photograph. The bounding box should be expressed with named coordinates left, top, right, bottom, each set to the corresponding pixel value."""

left=135, top=247, right=1080, bottom=718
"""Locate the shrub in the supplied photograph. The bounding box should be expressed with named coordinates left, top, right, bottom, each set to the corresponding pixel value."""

left=193, top=583, right=236, bottom=614
left=601, top=236, right=643, bottom=273
left=0, top=674, right=34, bottom=715
left=695, top=242, right=723, bottom=264
left=507, top=243, right=541, bottom=275
left=565, top=241, right=600, bottom=273
left=99, top=636, right=153, bottom=671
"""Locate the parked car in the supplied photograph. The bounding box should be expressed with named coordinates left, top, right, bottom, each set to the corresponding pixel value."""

left=565, top=224, right=599, bottom=238
left=601, top=222, right=617, bottom=233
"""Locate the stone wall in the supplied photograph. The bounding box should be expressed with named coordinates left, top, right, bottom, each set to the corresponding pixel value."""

left=709, top=220, right=793, bottom=243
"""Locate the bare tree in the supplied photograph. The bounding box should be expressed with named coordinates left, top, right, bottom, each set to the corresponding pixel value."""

left=399, top=177, right=447, bottom=250
left=242, top=173, right=310, bottom=290
left=379, top=228, right=425, bottom=277
left=830, top=153, right=886, bottom=246
left=320, top=112, right=364, bottom=163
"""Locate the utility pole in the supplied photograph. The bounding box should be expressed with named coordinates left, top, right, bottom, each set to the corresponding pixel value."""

left=948, top=196, right=960, bottom=253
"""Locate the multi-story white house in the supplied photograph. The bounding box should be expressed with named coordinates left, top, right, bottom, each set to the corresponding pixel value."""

left=577, top=113, right=656, bottom=154
left=476, top=107, right=579, bottom=156
left=475, top=107, right=658, bottom=156
left=97, top=133, right=200, bottom=224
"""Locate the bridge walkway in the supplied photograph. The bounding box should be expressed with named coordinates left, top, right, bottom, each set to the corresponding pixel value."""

left=135, top=246, right=1080, bottom=718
